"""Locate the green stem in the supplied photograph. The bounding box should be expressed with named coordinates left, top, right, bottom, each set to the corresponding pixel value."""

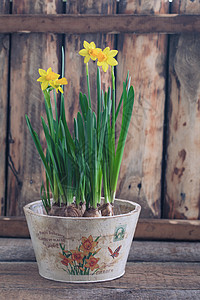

left=53, top=171, right=58, bottom=204
left=111, top=66, right=115, bottom=143
left=102, top=162, right=109, bottom=204
left=97, top=168, right=102, bottom=205
left=43, top=89, right=55, bottom=141
left=109, top=66, right=116, bottom=200
left=86, top=63, right=91, bottom=108
left=97, top=67, right=101, bottom=141
left=110, top=190, right=116, bottom=204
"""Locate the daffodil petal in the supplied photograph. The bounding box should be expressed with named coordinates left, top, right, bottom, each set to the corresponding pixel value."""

left=57, top=77, right=68, bottom=85
left=41, top=81, right=49, bottom=90
left=47, top=67, right=52, bottom=74
left=38, top=69, right=46, bottom=76
left=79, top=49, right=88, bottom=56
left=102, top=62, right=108, bottom=72
left=49, top=72, right=60, bottom=80
left=109, top=50, right=118, bottom=57
left=97, top=61, right=103, bottom=66
left=107, top=57, right=118, bottom=66
left=83, top=41, right=90, bottom=50
left=84, top=55, right=90, bottom=63
left=91, top=56, right=97, bottom=61
left=49, top=80, right=55, bottom=88
left=37, top=77, right=43, bottom=82
left=103, top=47, right=110, bottom=55
left=90, top=42, right=96, bottom=49
left=58, top=87, right=64, bottom=93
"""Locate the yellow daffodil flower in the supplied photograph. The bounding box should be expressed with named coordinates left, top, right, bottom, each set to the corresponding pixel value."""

left=37, top=67, right=60, bottom=90
left=50, top=77, right=68, bottom=94
left=79, top=41, right=101, bottom=64
left=97, top=47, right=118, bottom=72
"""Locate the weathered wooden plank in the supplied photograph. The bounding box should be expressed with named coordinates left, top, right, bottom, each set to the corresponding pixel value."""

left=1, top=238, right=200, bottom=263
left=0, top=217, right=200, bottom=240
left=0, top=238, right=36, bottom=261
left=0, top=262, right=200, bottom=290
left=64, top=1, right=116, bottom=133
left=0, top=14, right=200, bottom=34
left=164, top=1, right=200, bottom=219
left=1, top=288, right=200, bottom=300
left=137, top=218, right=200, bottom=240
left=0, top=217, right=29, bottom=237
left=0, top=1, right=10, bottom=216
left=116, top=0, right=169, bottom=218
left=129, top=240, right=200, bottom=262
left=6, top=0, right=63, bottom=216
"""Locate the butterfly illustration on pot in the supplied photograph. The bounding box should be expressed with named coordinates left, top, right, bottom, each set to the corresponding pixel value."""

left=108, top=245, right=122, bottom=259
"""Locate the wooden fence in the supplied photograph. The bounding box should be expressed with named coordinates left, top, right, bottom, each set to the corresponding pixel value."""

left=0, top=0, right=200, bottom=227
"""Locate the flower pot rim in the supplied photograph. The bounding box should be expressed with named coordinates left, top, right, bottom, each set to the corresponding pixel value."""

left=23, top=198, right=141, bottom=220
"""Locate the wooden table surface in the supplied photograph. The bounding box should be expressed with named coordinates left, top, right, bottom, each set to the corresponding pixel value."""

left=0, top=239, right=200, bottom=299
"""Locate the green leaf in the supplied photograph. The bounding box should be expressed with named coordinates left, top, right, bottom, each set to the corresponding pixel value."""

left=97, top=109, right=107, bottom=164
left=43, top=90, right=55, bottom=141
left=53, top=89, right=58, bottom=124
left=115, top=71, right=129, bottom=122
left=40, top=182, right=49, bottom=214
left=25, top=115, right=53, bottom=191
left=60, top=120, right=67, bottom=154
left=60, top=95, right=75, bottom=157
left=97, top=67, right=101, bottom=136
left=92, top=127, right=97, bottom=207
left=74, top=117, right=78, bottom=140
left=77, top=112, right=85, bottom=151
left=111, top=85, right=134, bottom=194
left=41, top=116, right=59, bottom=175
left=79, top=92, right=89, bottom=121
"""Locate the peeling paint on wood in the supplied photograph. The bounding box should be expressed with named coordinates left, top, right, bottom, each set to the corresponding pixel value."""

left=116, top=0, right=169, bottom=218
left=164, top=1, right=200, bottom=220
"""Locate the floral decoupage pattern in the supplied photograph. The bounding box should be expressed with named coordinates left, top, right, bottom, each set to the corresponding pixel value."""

left=59, top=235, right=101, bottom=275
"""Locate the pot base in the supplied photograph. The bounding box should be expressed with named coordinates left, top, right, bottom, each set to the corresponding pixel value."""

left=39, top=270, right=125, bottom=283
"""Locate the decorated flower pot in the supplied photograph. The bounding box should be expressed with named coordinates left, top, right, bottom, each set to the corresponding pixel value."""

left=24, top=199, right=141, bottom=283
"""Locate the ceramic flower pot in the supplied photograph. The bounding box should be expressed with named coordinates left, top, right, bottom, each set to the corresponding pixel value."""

left=24, top=199, right=141, bottom=283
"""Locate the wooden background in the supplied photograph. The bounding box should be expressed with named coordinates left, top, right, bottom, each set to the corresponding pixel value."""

left=0, top=0, right=200, bottom=220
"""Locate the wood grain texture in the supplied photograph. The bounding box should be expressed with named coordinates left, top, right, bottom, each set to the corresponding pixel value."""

left=0, top=238, right=36, bottom=261
left=0, top=217, right=29, bottom=237
left=0, top=288, right=200, bottom=300
left=64, top=1, right=116, bottom=133
left=116, top=0, right=169, bottom=218
left=6, top=0, right=62, bottom=216
left=136, top=218, right=200, bottom=240
left=164, top=1, right=200, bottom=219
left=129, top=240, right=200, bottom=262
left=1, top=14, right=200, bottom=34
left=1, top=217, right=200, bottom=240
left=0, top=261, right=200, bottom=290
left=1, top=238, right=200, bottom=263
left=1, top=238, right=200, bottom=299
left=0, top=2, right=10, bottom=216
